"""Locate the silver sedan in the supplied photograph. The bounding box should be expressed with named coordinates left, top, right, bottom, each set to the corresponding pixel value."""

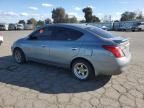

left=11, top=24, right=131, bottom=80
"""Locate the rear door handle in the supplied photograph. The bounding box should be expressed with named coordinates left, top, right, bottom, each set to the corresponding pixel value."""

left=72, top=48, right=78, bottom=50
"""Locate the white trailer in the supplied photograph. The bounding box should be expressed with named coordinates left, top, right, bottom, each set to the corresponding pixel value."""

left=24, top=24, right=33, bottom=30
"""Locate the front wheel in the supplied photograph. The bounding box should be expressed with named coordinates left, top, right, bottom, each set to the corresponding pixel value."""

left=13, top=49, right=26, bottom=64
left=71, top=60, right=95, bottom=80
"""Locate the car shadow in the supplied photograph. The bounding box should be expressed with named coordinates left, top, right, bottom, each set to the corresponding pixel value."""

left=0, top=55, right=111, bottom=94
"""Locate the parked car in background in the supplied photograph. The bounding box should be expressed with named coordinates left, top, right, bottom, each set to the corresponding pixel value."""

left=24, top=24, right=33, bottom=30
left=131, top=22, right=144, bottom=31
left=90, top=22, right=113, bottom=31
left=0, top=33, right=3, bottom=45
left=17, top=24, right=24, bottom=30
left=8, top=24, right=17, bottom=30
left=11, top=24, right=131, bottom=80
left=118, top=22, right=134, bottom=31
left=0, top=23, right=8, bottom=31
left=101, top=26, right=109, bottom=30
left=112, top=21, right=144, bottom=31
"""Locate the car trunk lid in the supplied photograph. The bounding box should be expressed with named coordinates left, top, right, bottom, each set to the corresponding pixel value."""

left=109, top=37, right=130, bottom=57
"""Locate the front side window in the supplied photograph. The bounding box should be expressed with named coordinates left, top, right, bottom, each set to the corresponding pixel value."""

left=29, top=26, right=83, bottom=41
left=30, top=27, right=53, bottom=40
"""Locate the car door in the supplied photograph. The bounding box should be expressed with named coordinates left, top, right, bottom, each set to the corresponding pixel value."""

left=47, top=27, right=84, bottom=66
left=22, top=27, right=53, bottom=61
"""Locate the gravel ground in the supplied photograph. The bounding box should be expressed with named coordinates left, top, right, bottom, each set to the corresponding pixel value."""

left=0, top=30, right=144, bottom=108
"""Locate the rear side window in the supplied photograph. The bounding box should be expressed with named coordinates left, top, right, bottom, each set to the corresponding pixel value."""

left=86, top=26, right=115, bottom=38
left=53, top=27, right=83, bottom=41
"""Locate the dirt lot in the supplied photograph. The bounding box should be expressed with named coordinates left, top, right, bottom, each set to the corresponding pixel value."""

left=0, top=31, right=144, bottom=108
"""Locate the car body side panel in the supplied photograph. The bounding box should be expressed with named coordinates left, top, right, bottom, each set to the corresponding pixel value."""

left=11, top=38, right=50, bottom=61
left=48, top=41, right=82, bottom=66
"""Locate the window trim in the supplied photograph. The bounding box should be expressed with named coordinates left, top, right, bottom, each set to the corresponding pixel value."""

left=28, top=27, right=47, bottom=40
left=50, top=26, right=84, bottom=41
left=28, top=26, right=84, bottom=41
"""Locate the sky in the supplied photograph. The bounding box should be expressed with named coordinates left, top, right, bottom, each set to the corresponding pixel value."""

left=0, top=0, right=144, bottom=23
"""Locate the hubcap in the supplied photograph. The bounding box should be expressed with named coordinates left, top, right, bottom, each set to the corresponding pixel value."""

left=73, top=63, right=89, bottom=79
left=14, top=50, right=21, bottom=63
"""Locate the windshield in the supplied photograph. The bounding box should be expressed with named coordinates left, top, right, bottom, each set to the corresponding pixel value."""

left=86, top=26, right=115, bottom=38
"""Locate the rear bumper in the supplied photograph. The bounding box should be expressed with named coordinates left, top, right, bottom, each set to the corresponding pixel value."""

left=105, top=54, right=131, bottom=75
left=109, top=54, right=132, bottom=75
left=91, top=54, right=131, bottom=76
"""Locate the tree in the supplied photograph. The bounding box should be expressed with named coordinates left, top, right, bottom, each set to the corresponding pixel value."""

left=52, top=7, right=78, bottom=23
left=64, top=14, right=69, bottom=23
left=18, top=20, right=26, bottom=25
left=102, top=15, right=112, bottom=22
left=120, top=11, right=136, bottom=21
left=27, top=19, right=33, bottom=24
left=82, top=7, right=93, bottom=23
left=136, top=11, right=143, bottom=19
left=114, top=20, right=120, bottom=22
left=27, top=18, right=37, bottom=26
left=92, top=15, right=100, bottom=22
left=45, top=18, right=52, bottom=24
left=79, top=20, right=85, bottom=23
left=52, top=7, right=67, bottom=23
left=36, top=20, right=44, bottom=26
left=67, top=16, right=78, bottom=23
left=82, top=7, right=101, bottom=23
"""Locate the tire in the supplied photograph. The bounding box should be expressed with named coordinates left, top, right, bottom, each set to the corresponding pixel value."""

left=71, top=59, right=95, bottom=81
left=13, top=48, right=26, bottom=64
left=0, top=42, right=2, bottom=46
left=138, top=28, right=142, bottom=31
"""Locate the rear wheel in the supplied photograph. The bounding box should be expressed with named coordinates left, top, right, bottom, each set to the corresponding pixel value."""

left=13, top=48, right=26, bottom=64
left=71, top=60, right=95, bottom=80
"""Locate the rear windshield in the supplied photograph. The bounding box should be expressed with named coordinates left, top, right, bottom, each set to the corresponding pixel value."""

left=86, top=26, right=115, bottom=38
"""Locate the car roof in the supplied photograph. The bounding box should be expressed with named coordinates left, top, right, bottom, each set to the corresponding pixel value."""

left=44, top=23, right=94, bottom=29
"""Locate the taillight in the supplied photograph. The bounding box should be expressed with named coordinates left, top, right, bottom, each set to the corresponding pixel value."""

left=103, top=45, right=123, bottom=58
